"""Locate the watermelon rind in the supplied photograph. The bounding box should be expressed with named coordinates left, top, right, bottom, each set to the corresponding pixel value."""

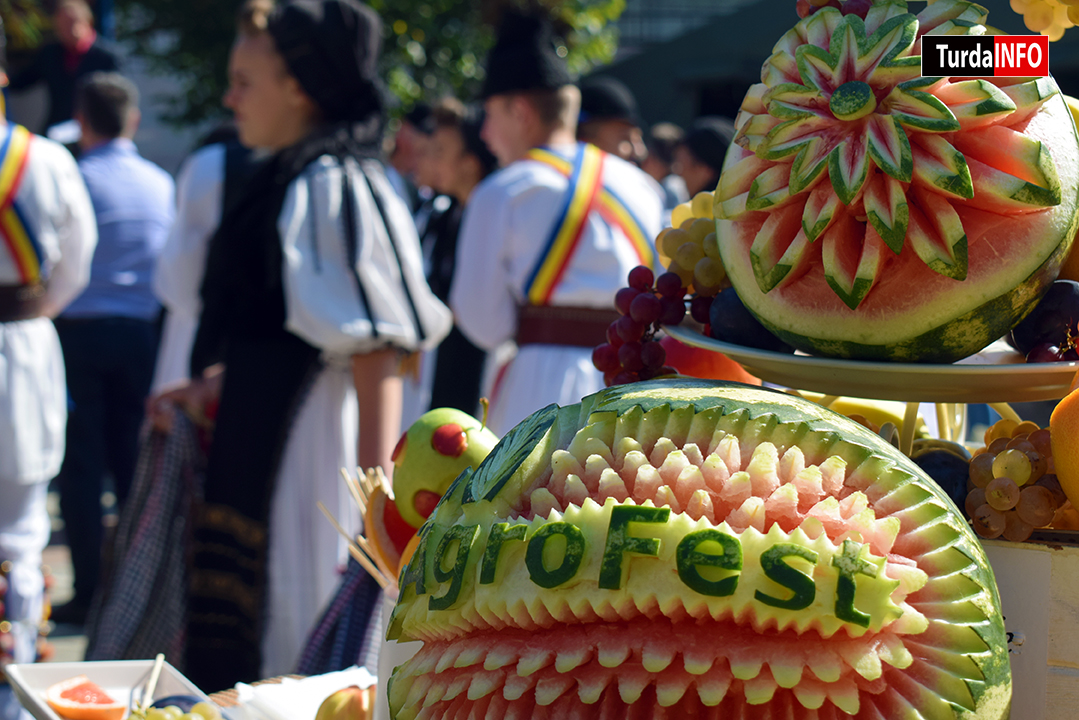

left=388, top=379, right=1011, bottom=719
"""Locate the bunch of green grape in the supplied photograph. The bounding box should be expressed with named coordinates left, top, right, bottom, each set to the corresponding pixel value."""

left=1009, top=0, right=1079, bottom=41
left=657, top=191, right=728, bottom=299
left=965, top=419, right=1070, bottom=542
left=131, top=702, right=222, bottom=720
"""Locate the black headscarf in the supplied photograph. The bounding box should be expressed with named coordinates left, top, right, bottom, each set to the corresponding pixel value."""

left=269, top=0, right=384, bottom=127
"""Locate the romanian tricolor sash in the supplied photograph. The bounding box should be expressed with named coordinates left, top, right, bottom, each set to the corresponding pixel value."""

left=524, top=143, right=653, bottom=306
left=0, top=125, right=43, bottom=286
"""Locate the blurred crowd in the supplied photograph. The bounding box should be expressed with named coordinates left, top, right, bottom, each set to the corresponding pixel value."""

left=0, top=0, right=738, bottom=706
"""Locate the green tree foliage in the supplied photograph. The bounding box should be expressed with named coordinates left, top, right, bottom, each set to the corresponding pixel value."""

left=115, top=0, right=626, bottom=128
left=1, top=0, right=52, bottom=53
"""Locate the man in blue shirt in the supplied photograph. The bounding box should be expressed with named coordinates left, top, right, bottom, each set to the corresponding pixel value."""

left=51, top=72, right=174, bottom=625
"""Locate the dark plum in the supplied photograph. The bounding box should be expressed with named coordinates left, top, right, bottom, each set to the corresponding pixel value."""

left=1026, top=343, right=1065, bottom=363
left=913, top=450, right=970, bottom=510
left=708, top=287, right=795, bottom=353
left=149, top=695, right=205, bottom=712
left=1009, top=280, right=1079, bottom=355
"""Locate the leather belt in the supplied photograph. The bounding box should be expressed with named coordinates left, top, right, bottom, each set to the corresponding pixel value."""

left=515, top=304, right=620, bottom=348
left=0, top=284, right=46, bottom=323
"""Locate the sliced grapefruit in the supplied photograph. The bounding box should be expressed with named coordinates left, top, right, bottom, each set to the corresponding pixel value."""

left=45, top=675, right=126, bottom=720
left=397, top=531, right=422, bottom=579
left=364, top=485, right=413, bottom=579
left=659, top=334, right=761, bottom=385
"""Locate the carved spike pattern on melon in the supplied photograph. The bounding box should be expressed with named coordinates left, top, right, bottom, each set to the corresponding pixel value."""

left=390, top=388, right=1006, bottom=719
left=717, top=0, right=1061, bottom=309
left=390, top=619, right=950, bottom=720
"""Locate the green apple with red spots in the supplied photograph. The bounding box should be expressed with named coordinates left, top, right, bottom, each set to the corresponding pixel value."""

left=391, top=408, right=499, bottom=530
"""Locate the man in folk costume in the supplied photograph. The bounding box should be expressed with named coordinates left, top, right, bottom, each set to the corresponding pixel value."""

left=451, top=9, right=663, bottom=435
left=0, top=19, right=97, bottom=720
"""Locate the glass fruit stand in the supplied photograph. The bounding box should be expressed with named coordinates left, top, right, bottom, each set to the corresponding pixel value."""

left=665, top=326, right=1079, bottom=453
left=666, top=323, right=1079, bottom=720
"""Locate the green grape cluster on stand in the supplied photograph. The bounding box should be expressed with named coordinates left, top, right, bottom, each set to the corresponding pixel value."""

left=658, top=191, right=729, bottom=298
left=965, top=418, right=1075, bottom=542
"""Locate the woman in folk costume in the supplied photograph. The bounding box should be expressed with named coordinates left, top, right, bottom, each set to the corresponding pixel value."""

left=451, top=9, right=664, bottom=435
left=163, top=0, right=451, bottom=689
left=150, top=127, right=258, bottom=395
left=0, top=22, right=98, bottom=720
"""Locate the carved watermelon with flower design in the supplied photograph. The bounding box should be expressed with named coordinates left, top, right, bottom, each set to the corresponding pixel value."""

left=714, top=0, right=1079, bottom=362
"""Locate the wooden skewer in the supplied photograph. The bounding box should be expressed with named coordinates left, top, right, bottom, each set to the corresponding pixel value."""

left=346, top=544, right=391, bottom=591
left=372, top=466, right=394, bottom=500
left=355, top=532, right=396, bottom=583
left=358, top=467, right=377, bottom=498
left=339, top=466, right=395, bottom=582
left=346, top=545, right=391, bottom=591
left=317, top=502, right=393, bottom=589
left=365, top=468, right=383, bottom=499
left=341, top=467, right=368, bottom=516
left=142, top=652, right=165, bottom=709
left=353, top=533, right=378, bottom=560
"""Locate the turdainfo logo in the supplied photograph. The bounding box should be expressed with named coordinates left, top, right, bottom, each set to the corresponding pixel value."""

left=922, top=35, right=1049, bottom=77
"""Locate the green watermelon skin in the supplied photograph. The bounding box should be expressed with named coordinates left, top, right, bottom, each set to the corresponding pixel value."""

left=713, top=0, right=1079, bottom=363
left=754, top=230, right=1072, bottom=362
left=387, top=379, right=1011, bottom=720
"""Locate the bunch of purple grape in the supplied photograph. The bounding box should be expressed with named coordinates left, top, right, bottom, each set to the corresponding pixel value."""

left=592, top=266, right=687, bottom=386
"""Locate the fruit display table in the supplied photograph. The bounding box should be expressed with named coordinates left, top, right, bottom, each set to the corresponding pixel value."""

left=982, top=537, right=1079, bottom=720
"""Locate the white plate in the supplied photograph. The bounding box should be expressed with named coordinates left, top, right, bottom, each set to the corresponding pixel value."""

left=666, top=325, right=1079, bottom=403
left=6, top=660, right=221, bottom=720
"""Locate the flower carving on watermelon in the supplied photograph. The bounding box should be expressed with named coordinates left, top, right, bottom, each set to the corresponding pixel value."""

left=718, top=0, right=1064, bottom=310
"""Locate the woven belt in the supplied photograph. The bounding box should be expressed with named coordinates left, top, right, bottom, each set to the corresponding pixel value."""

left=0, top=284, right=45, bottom=323
left=515, top=304, right=620, bottom=348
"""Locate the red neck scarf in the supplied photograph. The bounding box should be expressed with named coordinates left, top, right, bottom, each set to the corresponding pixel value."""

left=63, top=29, right=97, bottom=73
